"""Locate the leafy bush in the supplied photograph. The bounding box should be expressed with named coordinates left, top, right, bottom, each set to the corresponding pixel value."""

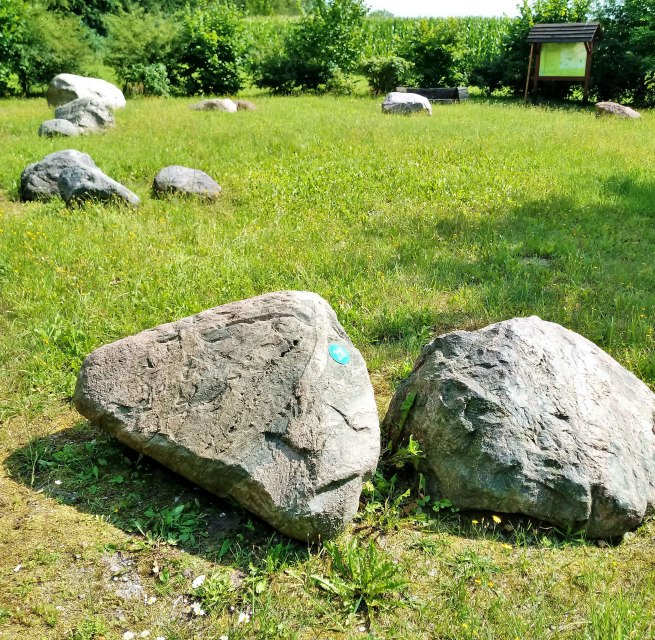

left=46, top=0, right=129, bottom=35
left=105, top=9, right=177, bottom=94
left=255, top=52, right=298, bottom=94
left=0, top=2, right=91, bottom=95
left=0, top=0, right=25, bottom=95
left=121, top=63, right=171, bottom=96
left=592, top=0, right=655, bottom=105
left=399, top=18, right=467, bottom=87
left=233, top=0, right=305, bottom=14
left=170, top=1, right=247, bottom=95
left=361, top=55, right=413, bottom=95
left=256, top=0, right=366, bottom=93
left=324, top=66, right=357, bottom=95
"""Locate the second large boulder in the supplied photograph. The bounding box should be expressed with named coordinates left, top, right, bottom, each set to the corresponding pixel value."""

left=383, top=316, right=655, bottom=539
left=74, top=291, right=380, bottom=541
left=55, top=97, right=114, bottom=132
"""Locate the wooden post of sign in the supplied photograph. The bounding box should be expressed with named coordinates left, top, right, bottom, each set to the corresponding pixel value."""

left=524, top=43, right=535, bottom=102
left=532, top=44, right=541, bottom=100
left=583, top=42, right=593, bottom=103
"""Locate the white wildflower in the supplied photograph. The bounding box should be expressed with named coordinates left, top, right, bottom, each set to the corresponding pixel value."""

left=54, top=480, right=62, bottom=485
left=237, top=611, right=250, bottom=625
left=123, top=633, right=136, bottom=640
left=191, top=575, right=206, bottom=589
left=191, top=602, right=205, bottom=616
left=146, top=596, right=157, bottom=605
left=140, top=632, right=151, bottom=638
left=219, top=635, right=229, bottom=640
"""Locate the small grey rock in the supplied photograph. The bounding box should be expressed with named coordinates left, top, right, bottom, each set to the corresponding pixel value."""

left=383, top=316, right=655, bottom=539
left=20, top=149, right=97, bottom=202
left=55, top=97, right=114, bottom=132
left=382, top=92, right=432, bottom=116
left=189, top=99, right=237, bottom=113
left=38, top=119, right=81, bottom=138
left=58, top=166, right=140, bottom=206
left=595, top=102, right=641, bottom=119
left=47, top=73, right=126, bottom=109
left=74, top=291, right=380, bottom=541
left=153, top=166, right=222, bottom=199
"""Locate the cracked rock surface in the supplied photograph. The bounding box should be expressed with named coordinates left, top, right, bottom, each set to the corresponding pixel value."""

left=74, top=291, right=380, bottom=541
left=59, top=166, right=140, bottom=206
left=383, top=316, right=655, bottom=539
left=152, top=166, right=222, bottom=199
left=20, top=150, right=97, bottom=201
left=55, top=97, right=114, bottom=132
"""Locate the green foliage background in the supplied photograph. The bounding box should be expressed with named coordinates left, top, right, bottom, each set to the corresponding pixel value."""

left=0, top=0, right=654, bottom=102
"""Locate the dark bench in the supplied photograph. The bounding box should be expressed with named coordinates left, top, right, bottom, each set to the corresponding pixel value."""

left=395, top=87, right=469, bottom=104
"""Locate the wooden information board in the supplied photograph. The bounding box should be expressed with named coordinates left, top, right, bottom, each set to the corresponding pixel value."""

left=525, top=23, right=601, bottom=102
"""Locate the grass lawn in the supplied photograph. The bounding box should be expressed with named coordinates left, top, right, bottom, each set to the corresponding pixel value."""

left=0, top=95, right=653, bottom=639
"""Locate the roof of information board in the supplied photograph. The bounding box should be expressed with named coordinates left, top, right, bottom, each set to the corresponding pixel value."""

left=526, top=23, right=602, bottom=44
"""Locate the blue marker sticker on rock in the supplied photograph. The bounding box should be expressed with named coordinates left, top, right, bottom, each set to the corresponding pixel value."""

left=329, top=343, right=351, bottom=365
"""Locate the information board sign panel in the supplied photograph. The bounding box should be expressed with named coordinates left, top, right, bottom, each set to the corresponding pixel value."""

left=539, top=42, right=587, bottom=77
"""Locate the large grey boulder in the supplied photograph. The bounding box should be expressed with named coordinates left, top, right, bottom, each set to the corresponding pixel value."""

left=153, top=166, right=222, bottom=199
left=58, top=166, right=140, bottom=207
left=189, top=99, right=237, bottom=113
left=47, top=73, right=126, bottom=109
left=20, top=150, right=97, bottom=202
left=595, top=102, right=641, bottom=119
left=383, top=316, right=655, bottom=539
left=74, top=291, right=380, bottom=541
left=38, top=119, right=81, bottom=138
left=55, top=97, right=114, bottom=132
left=382, top=92, right=432, bottom=116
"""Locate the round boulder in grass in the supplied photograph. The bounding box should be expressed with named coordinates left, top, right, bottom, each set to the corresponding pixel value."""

left=153, top=166, right=222, bottom=199
left=595, top=102, right=641, bottom=119
left=47, top=73, right=126, bottom=109
left=55, top=97, right=114, bottom=132
left=382, top=92, right=432, bottom=116
left=38, top=119, right=81, bottom=138
left=73, top=291, right=380, bottom=542
left=20, top=149, right=97, bottom=202
left=383, top=316, right=655, bottom=539
left=189, top=98, right=237, bottom=113
left=58, top=166, right=140, bottom=207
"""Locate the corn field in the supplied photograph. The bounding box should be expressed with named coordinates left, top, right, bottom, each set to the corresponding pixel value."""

left=361, top=17, right=511, bottom=62
left=243, top=15, right=511, bottom=73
